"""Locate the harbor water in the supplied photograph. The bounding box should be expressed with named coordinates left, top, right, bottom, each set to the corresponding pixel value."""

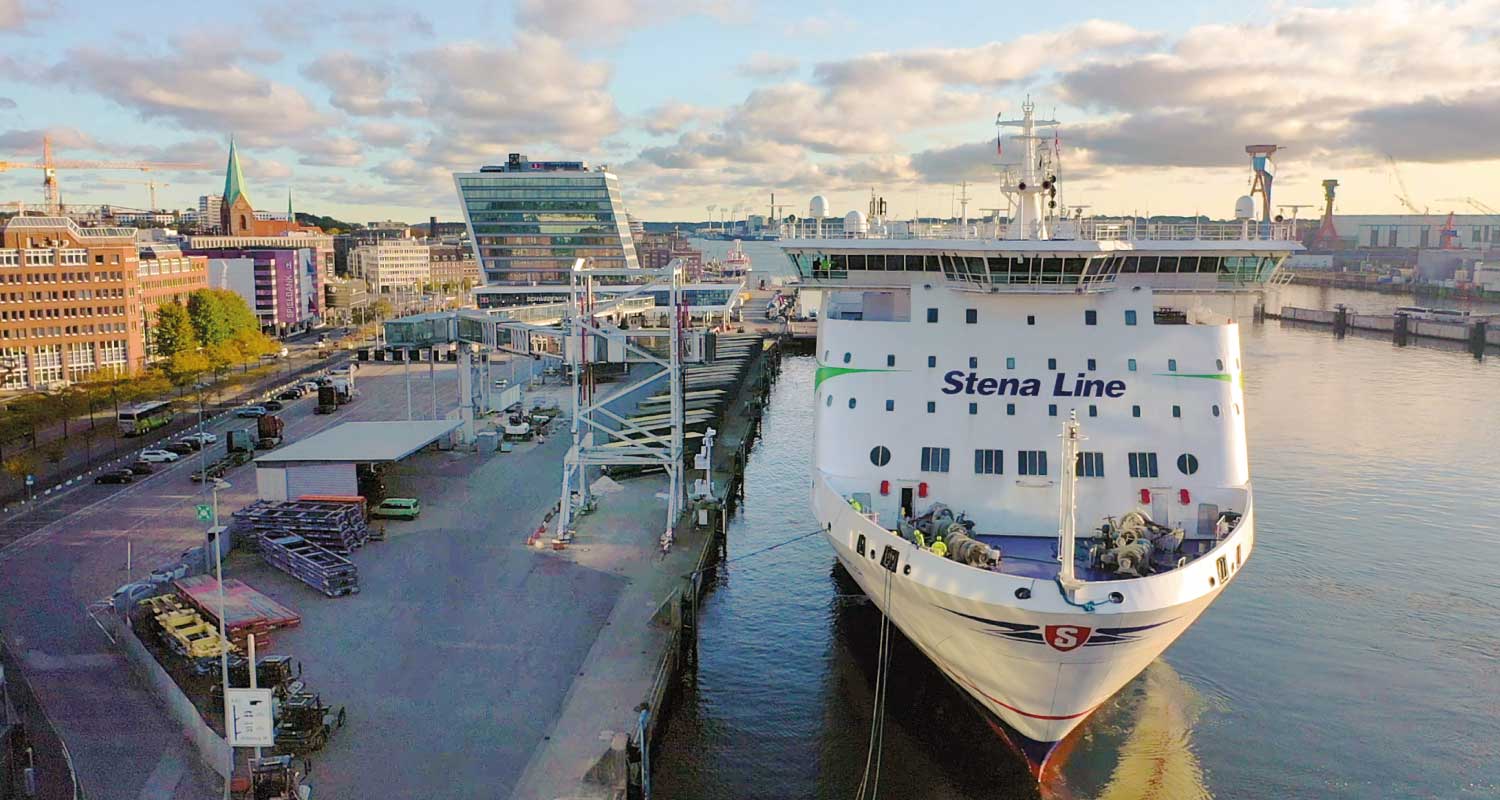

left=659, top=240, right=1500, bottom=799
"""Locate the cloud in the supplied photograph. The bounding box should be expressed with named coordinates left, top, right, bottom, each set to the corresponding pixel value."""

left=640, top=101, right=715, bottom=136
left=254, top=1, right=433, bottom=43
left=0, top=0, right=53, bottom=32
left=739, top=52, right=797, bottom=79
left=781, top=12, right=850, bottom=38
left=298, top=136, right=365, bottom=167
left=515, top=0, right=740, bottom=40
left=0, top=97, right=15, bottom=110
left=0, top=127, right=109, bottom=155
left=406, top=34, right=621, bottom=155
left=301, top=52, right=423, bottom=117
left=358, top=121, right=415, bottom=148
left=1347, top=89, right=1500, bottom=163
left=48, top=39, right=327, bottom=146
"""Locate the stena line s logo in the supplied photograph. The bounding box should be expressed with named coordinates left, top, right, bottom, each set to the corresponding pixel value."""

left=1045, top=625, right=1092, bottom=652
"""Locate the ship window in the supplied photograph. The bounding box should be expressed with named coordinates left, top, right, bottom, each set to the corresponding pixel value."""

left=928, top=355, right=936, bottom=368
left=1128, top=452, right=1160, bottom=478
left=1006, top=357, right=1016, bottom=369
left=885, top=399, right=894, bottom=412
left=1212, top=404, right=1221, bottom=417
left=1027, top=315, right=1035, bottom=325
left=887, top=354, right=895, bottom=367
left=849, top=398, right=857, bottom=409
left=1047, top=358, right=1057, bottom=370
left=843, top=352, right=851, bottom=364
left=1137, top=256, right=1159, bottom=273
left=870, top=446, right=891, bottom=467
left=825, top=396, right=832, bottom=407
left=1085, top=309, right=1097, bottom=325
left=1234, top=403, right=1240, bottom=415
left=1120, top=256, right=1139, bottom=273
left=926, top=308, right=938, bottom=323
left=969, top=356, right=978, bottom=368
left=1128, top=358, right=1137, bottom=371
left=1076, top=451, right=1105, bottom=477
left=1216, top=358, right=1224, bottom=370
left=969, top=402, right=978, bottom=415
left=1168, top=358, right=1177, bottom=371
left=1087, top=358, right=1096, bottom=371
left=927, top=401, right=935, bottom=413
left=920, top=446, right=951, bottom=473
left=1125, top=309, right=1137, bottom=325
left=974, top=449, right=1003, bottom=475
left=924, top=255, right=941, bottom=272
left=965, top=308, right=977, bottom=324
left=1018, top=450, right=1048, bottom=476
left=1177, top=454, right=1199, bottom=475
left=1048, top=404, right=1057, bottom=417
left=847, top=255, right=866, bottom=271
left=1089, top=404, right=1098, bottom=417
left=1132, top=405, right=1141, bottom=418
left=1172, top=405, right=1181, bottom=418
left=1006, top=403, right=1015, bottom=415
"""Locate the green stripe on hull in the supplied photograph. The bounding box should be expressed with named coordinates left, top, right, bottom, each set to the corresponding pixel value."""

left=814, top=365, right=898, bottom=390
left=1153, top=372, right=1233, bottom=382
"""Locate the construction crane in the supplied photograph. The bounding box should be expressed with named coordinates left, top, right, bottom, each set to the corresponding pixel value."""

left=1437, top=196, right=1500, bottom=247
left=0, top=134, right=203, bottom=216
left=1385, top=155, right=1428, bottom=215
left=112, top=178, right=171, bottom=211
left=1277, top=204, right=1313, bottom=221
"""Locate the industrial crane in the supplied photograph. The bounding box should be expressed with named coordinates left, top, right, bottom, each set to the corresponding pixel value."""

left=0, top=134, right=203, bottom=216
left=1437, top=196, right=1500, bottom=247
left=1385, top=155, right=1428, bottom=215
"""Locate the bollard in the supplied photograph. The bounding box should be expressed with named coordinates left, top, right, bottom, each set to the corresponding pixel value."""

left=1393, top=312, right=1409, bottom=347
left=1471, top=320, right=1488, bottom=359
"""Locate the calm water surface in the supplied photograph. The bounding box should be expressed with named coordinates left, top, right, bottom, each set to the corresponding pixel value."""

left=659, top=243, right=1500, bottom=799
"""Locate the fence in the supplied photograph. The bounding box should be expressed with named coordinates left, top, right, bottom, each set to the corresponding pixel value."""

left=0, top=633, right=80, bottom=800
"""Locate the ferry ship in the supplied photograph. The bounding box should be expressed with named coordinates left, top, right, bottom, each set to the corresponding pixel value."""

left=780, top=100, right=1299, bottom=778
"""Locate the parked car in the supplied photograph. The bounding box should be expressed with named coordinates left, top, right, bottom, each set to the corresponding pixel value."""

left=127, top=461, right=155, bottom=475
left=95, top=469, right=135, bottom=484
left=493, top=378, right=509, bottom=388
left=277, top=388, right=302, bottom=400
left=371, top=498, right=421, bottom=520
left=263, top=400, right=284, bottom=411
left=182, top=432, right=218, bottom=445
left=235, top=406, right=267, bottom=418
left=138, top=449, right=180, bottom=463
left=165, top=442, right=197, bottom=455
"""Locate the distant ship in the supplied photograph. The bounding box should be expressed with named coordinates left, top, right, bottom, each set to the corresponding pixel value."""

left=781, top=99, right=1300, bottom=779
left=706, top=239, right=753, bottom=280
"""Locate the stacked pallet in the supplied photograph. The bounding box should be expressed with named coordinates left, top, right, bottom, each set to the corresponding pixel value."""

left=261, top=534, right=360, bottom=597
left=233, top=500, right=371, bottom=555
left=174, top=576, right=301, bottom=646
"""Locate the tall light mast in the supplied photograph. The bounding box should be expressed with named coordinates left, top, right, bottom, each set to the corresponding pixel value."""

left=997, top=99, right=1059, bottom=240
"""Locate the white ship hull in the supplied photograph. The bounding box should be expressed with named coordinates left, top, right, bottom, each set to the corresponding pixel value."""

left=815, top=472, right=1252, bottom=774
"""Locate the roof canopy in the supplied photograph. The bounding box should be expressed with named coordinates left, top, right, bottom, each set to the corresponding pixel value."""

left=254, top=420, right=460, bottom=466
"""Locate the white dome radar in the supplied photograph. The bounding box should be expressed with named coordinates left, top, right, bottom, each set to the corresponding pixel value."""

left=844, top=210, right=867, bottom=234
left=809, top=195, right=829, bottom=219
left=1234, top=195, right=1256, bottom=221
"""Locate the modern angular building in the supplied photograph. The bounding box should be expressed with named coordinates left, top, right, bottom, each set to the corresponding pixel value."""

left=453, top=153, right=640, bottom=308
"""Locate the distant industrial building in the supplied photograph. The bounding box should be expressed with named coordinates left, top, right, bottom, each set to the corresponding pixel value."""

left=453, top=153, right=640, bottom=307
left=349, top=240, right=431, bottom=294
left=0, top=217, right=143, bottom=389
left=1331, top=214, right=1500, bottom=250
left=636, top=230, right=703, bottom=271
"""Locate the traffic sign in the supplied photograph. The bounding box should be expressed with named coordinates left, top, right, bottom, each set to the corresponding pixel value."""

left=24, top=474, right=33, bottom=486
left=226, top=688, right=274, bottom=747
left=195, top=504, right=213, bottom=522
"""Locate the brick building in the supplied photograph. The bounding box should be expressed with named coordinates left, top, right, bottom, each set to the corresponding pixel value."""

left=636, top=230, right=703, bottom=272
left=0, top=217, right=144, bottom=389
left=137, top=243, right=207, bottom=358
left=428, top=244, right=479, bottom=289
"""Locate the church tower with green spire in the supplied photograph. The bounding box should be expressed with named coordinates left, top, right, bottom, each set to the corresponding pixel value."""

left=221, top=136, right=258, bottom=234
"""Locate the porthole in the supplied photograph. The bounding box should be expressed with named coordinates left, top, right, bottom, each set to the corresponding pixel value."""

left=848, top=398, right=857, bottom=409
left=843, top=352, right=851, bottom=364
left=1014, top=587, right=1031, bottom=600
left=825, top=395, right=832, bottom=407
left=1177, top=453, right=1199, bottom=475
left=1108, top=591, right=1124, bottom=604
left=1212, top=405, right=1221, bottom=417
left=869, top=446, right=891, bottom=467
left=1216, top=358, right=1224, bottom=370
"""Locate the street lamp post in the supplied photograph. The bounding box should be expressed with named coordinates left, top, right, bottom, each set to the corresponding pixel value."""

left=209, top=477, right=232, bottom=796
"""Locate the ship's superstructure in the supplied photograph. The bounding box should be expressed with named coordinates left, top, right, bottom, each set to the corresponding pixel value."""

left=782, top=101, right=1300, bottom=777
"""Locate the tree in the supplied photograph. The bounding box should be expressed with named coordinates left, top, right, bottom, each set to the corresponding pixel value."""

left=371, top=298, right=394, bottom=320
left=153, top=302, right=198, bottom=359
left=163, top=350, right=210, bottom=387
left=187, top=289, right=260, bottom=348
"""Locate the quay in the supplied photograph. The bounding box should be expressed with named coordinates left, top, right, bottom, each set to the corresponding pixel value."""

left=1261, top=304, right=1500, bottom=354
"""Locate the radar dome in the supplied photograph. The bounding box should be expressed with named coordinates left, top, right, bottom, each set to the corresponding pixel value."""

left=844, top=210, right=867, bottom=234
left=809, top=195, right=829, bottom=219
left=1234, top=196, right=1256, bottom=220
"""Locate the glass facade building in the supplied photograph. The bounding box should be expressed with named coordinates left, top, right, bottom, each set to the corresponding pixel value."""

left=453, top=155, right=640, bottom=292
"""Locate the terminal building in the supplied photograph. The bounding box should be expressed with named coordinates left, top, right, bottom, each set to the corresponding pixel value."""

left=453, top=154, right=640, bottom=309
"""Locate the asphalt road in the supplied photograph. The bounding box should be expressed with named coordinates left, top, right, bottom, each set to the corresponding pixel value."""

left=0, top=355, right=545, bottom=799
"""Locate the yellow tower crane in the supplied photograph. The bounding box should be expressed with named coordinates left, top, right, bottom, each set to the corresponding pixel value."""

left=0, top=134, right=204, bottom=215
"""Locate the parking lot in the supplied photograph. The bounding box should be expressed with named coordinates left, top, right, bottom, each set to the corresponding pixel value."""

left=0, top=355, right=548, bottom=799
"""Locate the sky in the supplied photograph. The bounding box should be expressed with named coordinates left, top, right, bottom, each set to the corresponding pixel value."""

left=3, top=0, right=1500, bottom=224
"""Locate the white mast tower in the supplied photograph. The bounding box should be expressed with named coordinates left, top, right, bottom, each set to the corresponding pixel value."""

left=997, top=98, right=1060, bottom=241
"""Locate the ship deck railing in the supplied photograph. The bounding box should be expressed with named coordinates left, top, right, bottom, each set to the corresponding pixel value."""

left=782, top=219, right=1296, bottom=243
